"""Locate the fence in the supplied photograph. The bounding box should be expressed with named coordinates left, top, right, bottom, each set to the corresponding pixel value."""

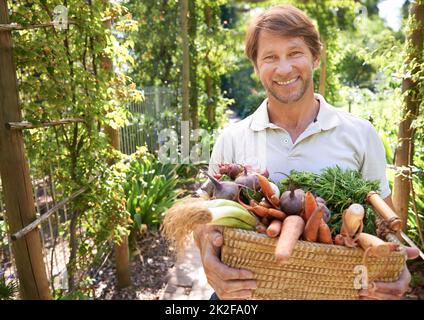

left=0, top=87, right=179, bottom=298
left=120, top=86, right=180, bottom=155
left=0, top=86, right=178, bottom=299
left=0, top=169, right=68, bottom=297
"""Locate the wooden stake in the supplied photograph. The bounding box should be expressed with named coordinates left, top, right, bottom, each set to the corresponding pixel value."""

left=11, top=176, right=96, bottom=240
left=0, top=21, right=75, bottom=31
left=0, top=0, right=51, bottom=300
left=6, top=118, right=84, bottom=130
left=102, top=15, right=131, bottom=290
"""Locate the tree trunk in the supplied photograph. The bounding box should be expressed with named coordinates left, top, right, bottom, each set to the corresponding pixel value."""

left=204, top=5, right=216, bottom=127
left=180, top=0, right=190, bottom=123
left=205, top=75, right=215, bottom=126
left=188, top=0, right=199, bottom=130
left=318, top=40, right=327, bottom=97
left=393, top=1, right=423, bottom=231
left=0, top=0, right=51, bottom=299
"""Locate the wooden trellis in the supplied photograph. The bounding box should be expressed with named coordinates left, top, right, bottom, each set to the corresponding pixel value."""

left=0, top=0, right=51, bottom=300
left=0, top=0, right=130, bottom=299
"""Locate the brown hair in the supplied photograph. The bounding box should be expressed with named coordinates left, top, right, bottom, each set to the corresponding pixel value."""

left=245, top=5, right=322, bottom=66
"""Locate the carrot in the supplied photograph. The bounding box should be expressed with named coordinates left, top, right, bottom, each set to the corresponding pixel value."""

left=317, top=220, right=333, bottom=244
left=357, top=232, right=398, bottom=257
left=303, top=204, right=324, bottom=242
left=252, top=205, right=269, bottom=218
left=303, top=191, right=317, bottom=222
left=275, top=215, right=305, bottom=265
left=257, top=174, right=280, bottom=208
left=266, top=219, right=283, bottom=238
left=259, top=198, right=272, bottom=208
left=268, top=208, right=287, bottom=221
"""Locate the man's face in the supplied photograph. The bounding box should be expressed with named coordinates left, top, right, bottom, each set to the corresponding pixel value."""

left=255, top=31, right=319, bottom=104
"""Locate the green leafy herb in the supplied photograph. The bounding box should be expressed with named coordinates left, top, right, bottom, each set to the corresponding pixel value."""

left=278, top=166, right=381, bottom=234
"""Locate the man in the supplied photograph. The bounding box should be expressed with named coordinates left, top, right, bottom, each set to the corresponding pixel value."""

left=193, top=4, right=419, bottom=300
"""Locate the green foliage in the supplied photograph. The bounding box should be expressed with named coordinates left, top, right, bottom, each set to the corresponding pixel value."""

left=222, top=57, right=267, bottom=119
left=175, top=163, right=207, bottom=187
left=9, top=0, right=141, bottom=295
left=278, top=167, right=380, bottom=235
left=222, top=1, right=357, bottom=117
left=0, top=273, right=18, bottom=300
left=408, top=173, right=424, bottom=250
left=57, top=290, right=92, bottom=300
left=124, top=148, right=180, bottom=229
left=0, top=220, right=6, bottom=249
left=124, top=0, right=234, bottom=130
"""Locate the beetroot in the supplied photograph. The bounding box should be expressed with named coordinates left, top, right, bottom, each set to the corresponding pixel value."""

left=218, top=163, right=244, bottom=180
left=316, top=197, right=331, bottom=223
left=234, top=168, right=260, bottom=191
left=279, top=188, right=305, bottom=215
left=202, top=170, right=240, bottom=201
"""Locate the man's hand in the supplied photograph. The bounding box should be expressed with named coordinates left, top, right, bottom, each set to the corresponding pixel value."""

left=359, top=247, right=420, bottom=300
left=193, top=224, right=257, bottom=300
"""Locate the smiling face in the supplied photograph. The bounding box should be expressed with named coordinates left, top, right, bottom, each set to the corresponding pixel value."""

left=255, top=31, right=319, bottom=104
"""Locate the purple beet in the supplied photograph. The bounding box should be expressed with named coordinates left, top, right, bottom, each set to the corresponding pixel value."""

left=202, top=170, right=240, bottom=201
left=218, top=163, right=244, bottom=180
left=279, top=188, right=305, bottom=215
left=234, top=168, right=260, bottom=191
left=316, top=197, right=331, bottom=223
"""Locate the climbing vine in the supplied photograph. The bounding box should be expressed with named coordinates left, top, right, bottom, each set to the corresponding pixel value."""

left=9, top=0, right=141, bottom=296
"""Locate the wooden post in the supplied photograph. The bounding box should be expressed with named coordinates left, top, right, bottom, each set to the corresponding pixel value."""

left=102, top=16, right=131, bottom=290
left=104, top=124, right=131, bottom=289
left=0, top=0, right=51, bottom=300
left=393, top=2, right=423, bottom=230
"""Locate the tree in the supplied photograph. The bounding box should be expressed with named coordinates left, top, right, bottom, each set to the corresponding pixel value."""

left=125, top=0, right=234, bottom=132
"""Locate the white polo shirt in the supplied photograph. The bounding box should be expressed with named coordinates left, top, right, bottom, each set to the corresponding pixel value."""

left=208, top=94, right=391, bottom=198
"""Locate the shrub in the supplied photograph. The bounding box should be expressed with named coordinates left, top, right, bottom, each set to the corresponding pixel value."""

left=124, top=149, right=181, bottom=230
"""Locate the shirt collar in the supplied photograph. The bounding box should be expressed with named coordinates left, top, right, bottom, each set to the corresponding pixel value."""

left=249, top=93, right=340, bottom=132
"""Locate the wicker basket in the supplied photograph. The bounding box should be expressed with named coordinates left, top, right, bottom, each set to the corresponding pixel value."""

left=221, top=227, right=406, bottom=300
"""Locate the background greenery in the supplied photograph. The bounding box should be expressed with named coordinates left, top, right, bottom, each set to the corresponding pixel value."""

left=1, top=0, right=422, bottom=299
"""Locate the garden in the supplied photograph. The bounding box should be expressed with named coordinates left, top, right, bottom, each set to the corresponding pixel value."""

left=0, top=0, right=423, bottom=300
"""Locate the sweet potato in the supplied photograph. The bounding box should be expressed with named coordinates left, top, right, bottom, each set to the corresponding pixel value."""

left=275, top=215, right=305, bottom=265
left=266, top=219, right=283, bottom=238
left=357, top=232, right=398, bottom=257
